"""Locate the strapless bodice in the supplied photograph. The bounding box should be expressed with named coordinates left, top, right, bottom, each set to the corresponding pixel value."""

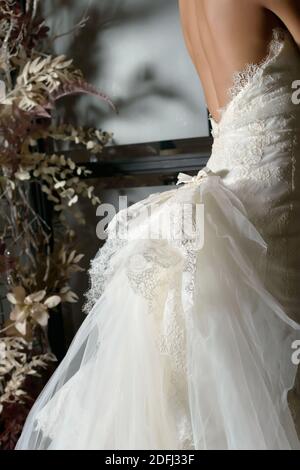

left=208, top=28, right=300, bottom=175
left=207, top=28, right=300, bottom=323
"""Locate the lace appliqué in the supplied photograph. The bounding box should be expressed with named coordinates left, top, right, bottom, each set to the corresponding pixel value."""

left=237, top=165, right=287, bottom=185
left=126, top=244, right=181, bottom=305
left=157, top=287, right=186, bottom=371
left=229, top=28, right=286, bottom=100
left=83, top=237, right=127, bottom=314
left=125, top=241, right=194, bottom=448
left=156, top=286, right=194, bottom=449
left=210, top=27, right=286, bottom=134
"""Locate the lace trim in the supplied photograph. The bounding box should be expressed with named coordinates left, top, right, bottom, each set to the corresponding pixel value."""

left=126, top=241, right=182, bottom=307
left=210, top=27, right=287, bottom=130
left=83, top=238, right=127, bottom=314
left=229, top=27, right=286, bottom=100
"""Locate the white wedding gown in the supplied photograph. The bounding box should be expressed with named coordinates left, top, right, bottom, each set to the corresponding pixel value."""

left=16, top=28, right=300, bottom=450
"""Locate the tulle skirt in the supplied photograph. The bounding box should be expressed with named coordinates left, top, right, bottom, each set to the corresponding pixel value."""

left=16, top=170, right=300, bottom=449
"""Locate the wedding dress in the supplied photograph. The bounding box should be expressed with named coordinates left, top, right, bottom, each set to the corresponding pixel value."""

left=16, top=28, right=300, bottom=450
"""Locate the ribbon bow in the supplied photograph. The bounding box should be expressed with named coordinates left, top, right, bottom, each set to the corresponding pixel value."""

left=176, top=167, right=210, bottom=186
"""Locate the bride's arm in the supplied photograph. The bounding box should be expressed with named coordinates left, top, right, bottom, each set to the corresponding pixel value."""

left=260, top=0, right=300, bottom=46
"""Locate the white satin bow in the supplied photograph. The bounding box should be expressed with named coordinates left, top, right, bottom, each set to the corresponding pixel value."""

left=176, top=167, right=211, bottom=186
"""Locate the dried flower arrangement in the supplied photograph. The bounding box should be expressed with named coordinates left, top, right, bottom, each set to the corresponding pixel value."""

left=0, top=335, right=56, bottom=449
left=0, top=0, right=115, bottom=444
left=0, top=336, right=56, bottom=414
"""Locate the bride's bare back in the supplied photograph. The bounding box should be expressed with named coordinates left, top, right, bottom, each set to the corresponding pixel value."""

left=179, top=0, right=300, bottom=123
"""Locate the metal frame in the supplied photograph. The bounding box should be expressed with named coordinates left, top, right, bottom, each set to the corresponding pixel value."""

left=71, top=135, right=212, bottom=187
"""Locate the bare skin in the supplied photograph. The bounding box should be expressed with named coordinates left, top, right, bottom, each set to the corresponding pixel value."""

left=178, top=0, right=300, bottom=123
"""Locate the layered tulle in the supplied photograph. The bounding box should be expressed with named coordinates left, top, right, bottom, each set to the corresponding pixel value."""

left=15, top=171, right=300, bottom=450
